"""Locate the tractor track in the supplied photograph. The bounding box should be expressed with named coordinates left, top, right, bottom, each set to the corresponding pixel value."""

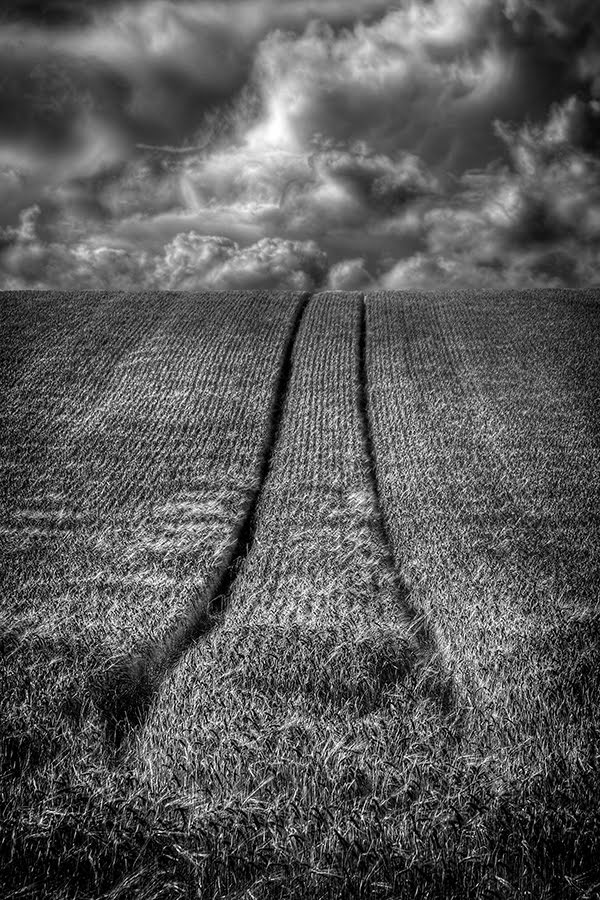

left=358, top=294, right=457, bottom=713
left=98, top=290, right=457, bottom=751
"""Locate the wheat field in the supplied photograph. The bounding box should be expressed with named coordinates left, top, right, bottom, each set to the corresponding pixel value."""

left=1, top=289, right=599, bottom=899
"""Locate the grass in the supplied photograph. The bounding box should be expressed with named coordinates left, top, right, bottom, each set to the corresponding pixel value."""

left=1, top=288, right=599, bottom=898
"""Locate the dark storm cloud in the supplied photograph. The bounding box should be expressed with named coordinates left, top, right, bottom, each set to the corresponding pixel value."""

left=504, top=0, right=600, bottom=51
left=0, top=1, right=395, bottom=177
left=0, top=52, right=130, bottom=157
left=1, top=0, right=395, bottom=29
left=382, top=97, right=600, bottom=289
left=1, top=1, right=101, bottom=28
left=1, top=0, right=600, bottom=290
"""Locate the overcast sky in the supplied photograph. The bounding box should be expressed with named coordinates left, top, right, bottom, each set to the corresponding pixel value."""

left=1, top=0, right=599, bottom=291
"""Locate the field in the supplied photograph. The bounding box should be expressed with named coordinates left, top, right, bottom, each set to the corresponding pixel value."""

left=1, top=288, right=599, bottom=899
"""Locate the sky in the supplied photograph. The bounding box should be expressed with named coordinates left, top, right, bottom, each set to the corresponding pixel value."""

left=0, top=0, right=599, bottom=292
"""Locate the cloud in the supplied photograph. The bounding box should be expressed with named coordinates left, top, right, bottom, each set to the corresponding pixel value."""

left=1, top=0, right=395, bottom=31
left=382, top=97, right=600, bottom=289
left=326, top=258, right=373, bottom=290
left=1, top=0, right=599, bottom=291
left=155, top=232, right=328, bottom=290
left=0, top=205, right=152, bottom=289
left=503, top=0, right=600, bottom=46
left=0, top=206, right=328, bottom=291
left=245, top=7, right=503, bottom=168
left=0, top=1, right=397, bottom=160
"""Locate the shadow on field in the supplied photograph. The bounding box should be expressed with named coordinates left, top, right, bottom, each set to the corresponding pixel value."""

left=94, top=577, right=460, bottom=754
left=386, top=574, right=460, bottom=717
left=219, top=616, right=460, bottom=721
left=91, top=580, right=227, bottom=750
left=3, top=612, right=598, bottom=900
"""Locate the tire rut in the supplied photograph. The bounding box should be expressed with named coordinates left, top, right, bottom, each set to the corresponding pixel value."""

left=358, top=293, right=458, bottom=715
